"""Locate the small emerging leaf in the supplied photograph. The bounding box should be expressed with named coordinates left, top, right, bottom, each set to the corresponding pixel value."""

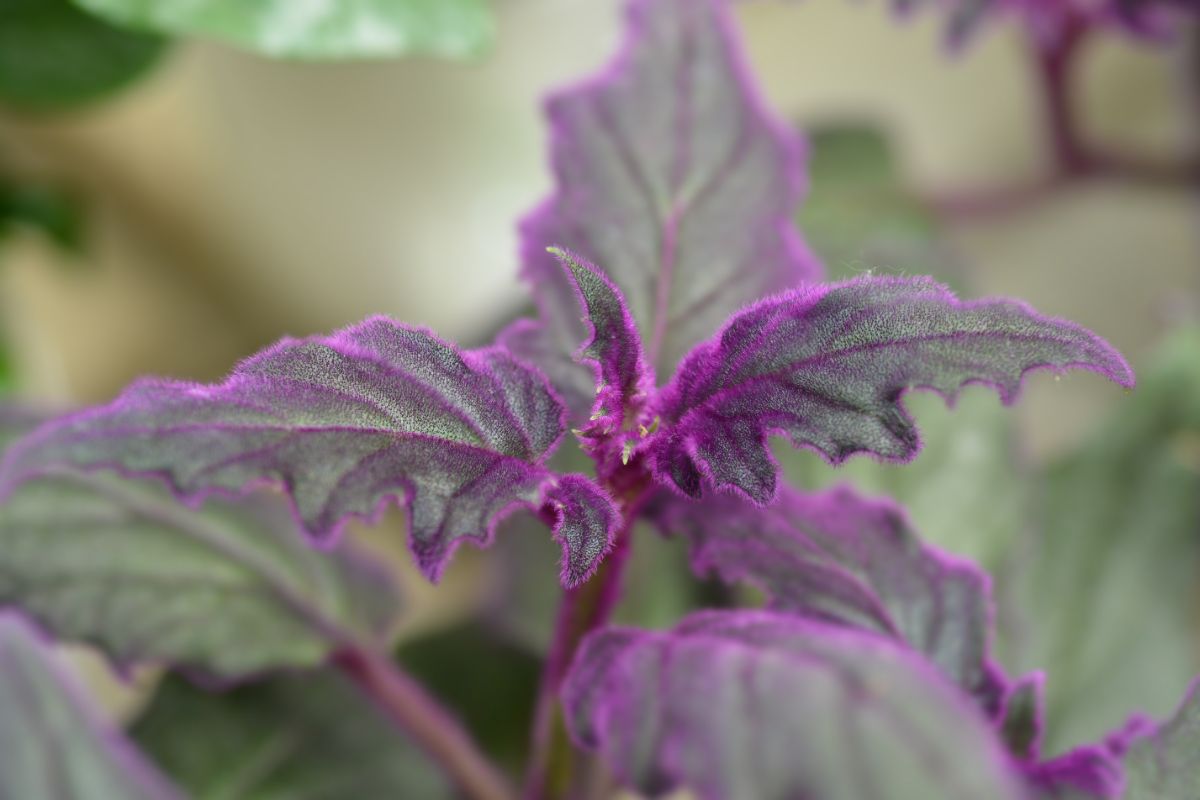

left=511, top=0, right=821, bottom=417
left=647, top=276, right=1133, bottom=502
left=563, top=610, right=1027, bottom=800
left=0, top=613, right=183, bottom=800
left=71, top=0, right=493, bottom=60
left=649, top=485, right=1007, bottom=712
left=0, top=318, right=619, bottom=588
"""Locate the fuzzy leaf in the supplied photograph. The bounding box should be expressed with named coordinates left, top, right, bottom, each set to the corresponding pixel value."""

left=563, top=610, right=1026, bottom=800
left=551, top=247, right=650, bottom=425
left=131, top=669, right=453, bottom=800
left=649, top=485, right=1006, bottom=712
left=71, top=0, right=493, bottom=60
left=1123, top=680, right=1200, bottom=799
left=514, top=0, right=820, bottom=413
left=0, top=613, right=183, bottom=800
left=0, top=318, right=619, bottom=588
left=0, top=0, right=164, bottom=111
left=1001, top=328, right=1200, bottom=751
left=647, top=276, right=1133, bottom=502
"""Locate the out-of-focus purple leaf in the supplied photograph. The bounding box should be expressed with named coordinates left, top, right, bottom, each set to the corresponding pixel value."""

left=0, top=318, right=619, bottom=588
left=646, top=276, right=1133, bottom=502
left=0, top=612, right=183, bottom=800
left=649, top=484, right=1007, bottom=712
left=547, top=247, right=653, bottom=465
left=562, top=609, right=1027, bottom=800
left=512, top=0, right=821, bottom=417
left=1122, top=679, right=1200, bottom=799
left=0, top=401, right=400, bottom=677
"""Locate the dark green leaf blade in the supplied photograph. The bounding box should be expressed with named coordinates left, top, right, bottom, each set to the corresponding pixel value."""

left=0, top=0, right=164, bottom=111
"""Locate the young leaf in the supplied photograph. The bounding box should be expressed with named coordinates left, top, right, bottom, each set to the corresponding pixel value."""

left=0, top=613, right=183, bottom=800
left=649, top=484, right=1006, bottom=712
left=546, top=247, right=653, bottom=460
left=0, top=318, right=620, bottom=588
left=562, top=609, right=1027, bottom=800
left=0, top=0, right=164, bottom=111
left=70, top=0, right=493, bottom=60
left=1123, top=680, right=1200, bottom=799
left=513, top=0, right=821, bottom=411
left=646, top=276, right=1133, bottom=502
left=131, top=669, right=454, bottom=800
left=1001, top=327, right=1200, bottom=752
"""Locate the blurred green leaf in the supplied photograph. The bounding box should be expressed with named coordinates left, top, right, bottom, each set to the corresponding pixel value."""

left=0, top=180, right=84, bottom=251
left=0, top=0, right=164, bottom=111
left=72, top=0, right=493, bottom=60
left=0, top=403, right=403, bottom=679
left=0, top=613, right=183, bottom=800
left=777, top=387, right=1028, bottom=571
left=131, top=670, right=452, bottom=800
left=799, top=124, right=960, bottom=285
left=1001, top=328, right=1200, bottom=754
left=396, top=620, right=540, bottom=771
left=1123, top=680, right=1200, bottom=799
left=0, top=337, right=13, bottom=395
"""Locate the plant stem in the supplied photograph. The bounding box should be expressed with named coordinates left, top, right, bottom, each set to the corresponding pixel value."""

left=333, top=644, right=516, bottom=800
left=524, top=495, right=641, bottom=800
left=1036, top=14, right=1092, bottom=179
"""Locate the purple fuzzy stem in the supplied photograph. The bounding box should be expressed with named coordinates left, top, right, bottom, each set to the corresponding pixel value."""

left=524, top=478, right=651, bottom=800
left=333, top=644, right=516, bottom=800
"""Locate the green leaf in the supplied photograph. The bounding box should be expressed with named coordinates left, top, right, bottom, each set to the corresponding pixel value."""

left=0, top=404, right=402, bottom=678
left=0, top=179, right=85, bottom=251
left=799, top=125, right=959, bottom=285
left=1001, top=328, right=1200, bottom=753
left=0, top=613, right=182, bottom=800
left=396, top=620, right=540, bottom=771
left=131, top=669, right=453, bottom=800
left=0, top=0, right=164, bottom=111
left=71, top=0, right=493, bottom=60
left=1123, top=680, right=1200, bottom=800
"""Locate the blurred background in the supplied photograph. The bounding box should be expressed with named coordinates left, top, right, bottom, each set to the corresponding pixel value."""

left=1, top=0, right=1197, bottom=792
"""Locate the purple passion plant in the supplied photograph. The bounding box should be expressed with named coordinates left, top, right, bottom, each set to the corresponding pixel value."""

left=0, top=1, right=1194, bottom=799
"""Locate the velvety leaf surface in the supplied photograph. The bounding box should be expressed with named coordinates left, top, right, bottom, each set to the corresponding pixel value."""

left=563, top=610, right=1026, bottom=800
left=0, top=318, right=619, bottom=587
left=649, top=485, right=1005, bottom=711
left=0, top=613, right=182, bottom=800
left=646, top=276, right=1133, bottom=501
left=515, top=0, right=820, bottom=407
left=71, top=0, right=493, bottom=60
left=131, top=669, right=453, bottom=800
left=1000, top=328, right=1200, bottom=752
left=0, top=0, right=164, bottom=111
left=1123, top=680, right=1200, bottom=799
